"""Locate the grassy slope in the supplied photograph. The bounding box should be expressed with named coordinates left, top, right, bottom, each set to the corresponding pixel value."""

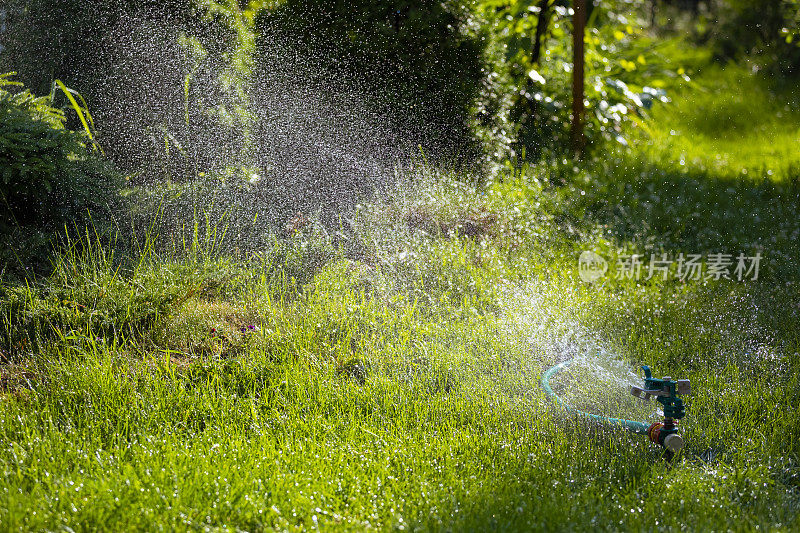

left=1, top=68, right=799, bottom=530
left=645, top=65, right=800, bottom=182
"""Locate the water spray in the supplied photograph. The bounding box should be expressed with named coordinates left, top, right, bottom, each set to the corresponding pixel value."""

left=542, top=360, right=691, bottom=462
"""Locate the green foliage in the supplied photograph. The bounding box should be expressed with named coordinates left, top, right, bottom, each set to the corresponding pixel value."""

left=479, top=0, right=684, bottom=158
left=52, top=79, right=103, bottom=154
left=255, top=0, right=500, bottom=164
left=0, top=74, right=119, bottom=229
left=2, top=5, right=800, bottom=529
left=712, top=0, right=800, bottom=76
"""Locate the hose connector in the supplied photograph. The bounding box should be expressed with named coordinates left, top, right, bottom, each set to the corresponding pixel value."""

left=647, top=421, right=684, bottom=453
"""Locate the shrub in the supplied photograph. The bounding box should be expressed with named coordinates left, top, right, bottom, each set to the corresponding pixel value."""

left=254, top=0, right=499, bottom=165
left=0, top=74, right=120, bottom=236
left=0, top=1, right=255, bottom=179
left=712, top=0, right=800, bottom=76
left=478, top=0, right=679, bottom=159
left=0, top=1, right=206, bottom=97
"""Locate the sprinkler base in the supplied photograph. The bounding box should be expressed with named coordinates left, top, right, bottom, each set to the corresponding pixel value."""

left=647, top=421, right=684, bottom=458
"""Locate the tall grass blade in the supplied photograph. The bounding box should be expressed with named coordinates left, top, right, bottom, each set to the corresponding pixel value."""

left=53, top=79, right=104, bottom=155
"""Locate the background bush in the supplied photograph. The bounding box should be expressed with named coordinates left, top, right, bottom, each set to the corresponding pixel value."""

left=0, top=75, right=119, bottom=228
left=0, top=1, right=217, bottom=99
left=0, top=74, right=120, bottom=276
left=712, top=0, right=800, bottom=76
left=254, top=0, right=503, bottom=166
left=478, top=0, right=687, bottom=160
left=0, top=0, right=254, bottom=180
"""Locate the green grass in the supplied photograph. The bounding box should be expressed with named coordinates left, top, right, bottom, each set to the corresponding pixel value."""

left=1, top=67, right=800, bottom=530
left=643, top=64, right=800, bottom=182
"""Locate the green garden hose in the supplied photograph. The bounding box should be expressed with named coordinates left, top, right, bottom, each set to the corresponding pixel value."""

left=540, top=359, right=650, bottom=435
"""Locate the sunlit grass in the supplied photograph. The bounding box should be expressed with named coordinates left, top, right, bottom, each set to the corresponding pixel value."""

left=644, top=65, right=800, bottom=182
left=1, top=162, right=798, bottom=530
left=1, top=65, right=800, bottom=531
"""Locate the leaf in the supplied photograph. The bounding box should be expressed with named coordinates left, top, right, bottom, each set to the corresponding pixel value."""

left=53, top=80, right=104, bottom=155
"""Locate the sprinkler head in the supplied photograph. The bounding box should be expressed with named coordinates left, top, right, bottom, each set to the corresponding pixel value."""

left=630, top=367, right=691, bottom=402
left=633, top=366, right=690, bottom=460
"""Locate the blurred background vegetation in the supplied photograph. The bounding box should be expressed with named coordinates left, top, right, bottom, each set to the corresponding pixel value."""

left=0, top=0, right=798, bottom=270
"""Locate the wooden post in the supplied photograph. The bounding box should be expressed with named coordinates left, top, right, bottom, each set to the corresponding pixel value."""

left=571, top=0, right=586, bottom=156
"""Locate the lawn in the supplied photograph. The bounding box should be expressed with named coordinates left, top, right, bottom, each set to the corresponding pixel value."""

left=1, top=57, right=798, bottom=531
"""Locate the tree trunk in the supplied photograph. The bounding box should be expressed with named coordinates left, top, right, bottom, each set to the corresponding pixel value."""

left=531, top=0, right=552, bottom=66
left=571, top=0, right=586, bottom=156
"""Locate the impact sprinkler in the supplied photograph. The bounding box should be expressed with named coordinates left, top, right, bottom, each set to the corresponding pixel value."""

left=630, top=366, right=691, bottom=462
left=541, top=359, right=691, bottom=463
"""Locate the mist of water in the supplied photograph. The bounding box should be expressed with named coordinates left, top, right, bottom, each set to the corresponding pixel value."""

left=497, top=281, right=661, bottom=423
left=72, top=15, right=427, bottom=250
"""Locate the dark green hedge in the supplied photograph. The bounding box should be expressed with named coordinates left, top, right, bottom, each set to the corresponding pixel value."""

left=0, top=1, right=215, bottom=97
left=0, top=1, right=249, bottom=179
left=255, top=0, right=492, bottom=164
left=713, top=0, right=800, bottom=76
